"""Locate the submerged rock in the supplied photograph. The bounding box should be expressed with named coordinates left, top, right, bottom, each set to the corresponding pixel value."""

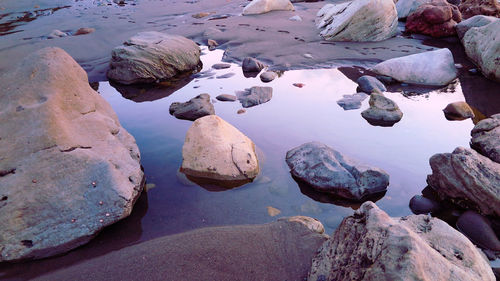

left=107, top=31, right=201, bottom=85
left=242, top=0, right=295, bottom=15
left=336, top=92, right=369, bottom=110
left=212, top=63, right=231, bottom=70
left=371, top=48, right=457, bottom=86
left=286, top=142, right=389, bottom=200
left=356, top=75, right=386, bottom=93
left=470, top=113, right=500, bottom=163
left=405, top=0, right=462, bottom=37
left=456, top=15, right=497, bottom=41
left=169, top=94, right=215, bottom=121
left=443, top=101, right=475, bottom=120
left=316, top=0, right=398, bottom=42
left=409, top=195, right=442, bottom=214
left=0, top=47, right=143, bottom=262
left=457, top=211, right=500, bottom=252
left=237, top=86, right=273, bottom=108
left=459, top=0, right=500, bottom=19
left=361, top=93, right=403, bottom=127
left=308, top=202, right=495, bottom=281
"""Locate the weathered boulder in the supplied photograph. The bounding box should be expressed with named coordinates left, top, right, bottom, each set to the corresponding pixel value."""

left=0, top=47, right=144, bottom=262
left=361, top=93, right=403, bottom=127
left=405, top=0, right=462, bottom=37
left=462, top=20, right=500, bottom=81
left=180, top=115, right=260, bottom=183
left=237, top=86, right=273, bottom=108
left=427, top=147, right=500, bottom=217
left=242, top=57, right=266, bottom=73
left=107, top=31, right=201, bottom=85
left=356, top=76, right=386, bottom=93
left=371, top=48, right=457, bottom=86
left=308, top=202, right=495, bottom=281
left=242, top=0, right=295, bottom=15
left=169, top=94, right=215, bottom=121
left=336, top=92, right=369, bottom=110
left=456, top=15, right=498, bottom=40
left=286, top=142, right=389, bottom=200
left=459, top=0, right=500, bottom=19
left=442, top=101, right=475, bottom=120
left=471, top=113, right=500, bottom=163
left=316, top=0, right=398, bottom=42
left=396, top=0, right=434, bottom=19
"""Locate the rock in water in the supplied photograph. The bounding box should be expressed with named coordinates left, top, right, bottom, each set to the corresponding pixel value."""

left=405, top=0, right=462, bottom=37
left=285, top=142, right=389, bottom=200
left=443, top=101, right=475, bottom=120
left=308, top=202, right=495, bottom=281
left=216, top=94, right=237, bottom=102
left=356, top=76, right=387, bottom=93
left=237, top=86, right=273, bottom=108
left=260, top=71, right=277, bottom=82
left=462, top=20, right=500, bottom=82
left=456, top=15, right=497, bottom=41
left=337, top=92, right=369, bottom=110
left=456, top=211, right=500, bottom=251
left=107, top=31, right=201, bottom=85
left=427, top=147, right=500, bottom=217
left=371, top=48, right=457, bottom=86
left=180, top=115, right=260, bottom=183
left=470, top=113, right=500, bottom=163
left=242, top=0, right=295, bottom=15
left=242, top=57, right=266, bottom=73
left=361, top=93, right=403, bottom=127
left=459, top=0, right=500, bottom=19
left=396, top=0, right=434, bottom=19
left=0, top=47, right=143, bottom=262
left=169, top=94, right=215, bottom=121
left=316, top=0, right=398, bottom=42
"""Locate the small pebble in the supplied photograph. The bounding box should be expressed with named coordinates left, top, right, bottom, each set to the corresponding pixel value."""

left=99, top=219, right=104, bottom=223
left=303, top=53, right=313, bottom=59
left=293, top=83, right=305, bottom=88
left=237, top=109, right=246, bottom=114
left=32, top=179, right=37, bottom=183
left=99, top=201, right=103, bottom=205
left=454, top=63, right=463, bottom=69
left=105, top=213, right=110, bottom=217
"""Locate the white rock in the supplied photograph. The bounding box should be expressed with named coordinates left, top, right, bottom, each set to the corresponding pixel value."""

left=371, top=48, right=457, bottom=86
left=243, top=0, right=295, bottom=15
left=396, top=0, right=433, bottom=19
left=289, top=15, right=302, bottom=21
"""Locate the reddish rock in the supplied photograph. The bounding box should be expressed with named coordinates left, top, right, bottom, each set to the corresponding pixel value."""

left=405, top=0, right=462, bottom=37
left=459, top=0, right=500, bottom=19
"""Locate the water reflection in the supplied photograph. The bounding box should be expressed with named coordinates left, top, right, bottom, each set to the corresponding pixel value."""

left=0, top=6, right=71, bottom=36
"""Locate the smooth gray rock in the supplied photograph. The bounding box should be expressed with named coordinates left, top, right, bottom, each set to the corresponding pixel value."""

left=427, top=147, right=500, bottom=217
left=471, top=113, right=500, bottom=163
left=0, top=47, right=144, bottom=262
left=357, top=75, right=387, bottom=93
left=456, top=15, right=498, bottom=41
left=169, top=94, right=215, bottom=121
left=308, top=202, right=495, bottom=281
left=260, top=71, right=277, bottom=82
left=242, top=57, right=266, bottom=73
left=212, top=63, right=231, bottom=70
left=457, top=211, right=500, bottom=251
left=216, top=94, right=237, bottom=102
left=463, top=21, right=500, bottom=82
left=237, top=86, right=273, bottom=108
left=286, top=142, right=389, bottom=200
left=336, top=92, right=369, bottom=110
left=409, top=195, right=441, bottom=214
left=107, top=31, right=201, bottom=85
left=361, top=93, right=403, bottom=127
left=443, top=101, right=475, bottom=120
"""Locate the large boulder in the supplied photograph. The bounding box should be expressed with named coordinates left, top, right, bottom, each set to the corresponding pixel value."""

left=462, top=20, right=500, bottom=81
left=107, top=31, right=201, bottom=85
left=308, top=202, right=495, bottom=281
left=180, top=115, right=260, bottom=183
left=456, top=15, right=498, bottom=40
left=361, top=92, right=403, bottom=127
left=242, top=0, right=295, bottom=15
left=316, top=0, right=398, bottom=42
left=285, top=142, right=389, bottom=200
left=405, top=0, right=462, bottom=37
left=396, top=0, right=434, bottom=19
left=0, top=47, right=144, bottom=262
left=459, top=0, right=500, bottom=19
left=471, top=113, right=500, bottom=163
left=427, top=147, right=500, bottom=217
left=169, top=94, right=215, bottom=121
left=370, top=48, right=457, bottom=86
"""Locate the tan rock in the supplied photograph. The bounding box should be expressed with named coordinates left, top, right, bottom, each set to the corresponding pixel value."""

left=243, top=0, right=295, bottom=15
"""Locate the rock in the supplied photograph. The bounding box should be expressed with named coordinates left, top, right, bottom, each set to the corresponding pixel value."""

left=471, top=113, right=500, bottom=163
left=260, top=71, right=277, bottom=82
left=361, top=93, right=403, bottom=127
left=216, top=73, right=235, bottom=79
left=316, top=0, right=398, bottom=42
left=336, top=92, right=369, bottom=110
left=212, top=63, right=231, bottom=70
left=396, top=0, right=434, bottom=19
left=216, top=94, right=237, bottom=102
left=409, top=195, right=441, bottom=214
left=289, top=15, right=302, bottom=21
left=308, top=202, right=495, bottom=281
left=427, top=147, right=500, bottom=217
left=207, top=39, right=218, bottom=51
left=456, top=15, right=497, bottom=40
left=283, top=216, right=325, bottom=234
left=180, top=115, right=260, bottom=183
left=459, top=0, right=500, bottom=19
left=47, top=29, right=68, bottom=39
left=457, top=211, right=500, bottom=251
left=169, top=94, right=215, bottom=121
left=237, top=86, right=273, bottom=108
left=293, top=83, right=305, bottom=88
left=285, top=142, right=389, bottom=200
left=371, top=48, right=457, bottom=86
left=356, top=76, right=387, bottom=93
left=242, top=57, right=266, bottom=73
left=237, top=109, right=246, bottom=114
left=267, top=206, right=281, bottom=216
left=442, top=101, right=474, bottom=120
left=74, top=27, right=95, bottom=36
left=0, top=47, right=143, bottom=262
left=405, top=0, right=462, bottom=37
left=242, top=0, right=295, bottom=15
left=107, top=31, right=201, bottom=85
left=462, top=20, right=500, bottom=81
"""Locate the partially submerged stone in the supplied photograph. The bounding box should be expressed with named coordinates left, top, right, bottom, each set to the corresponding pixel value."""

left=443, top=101, right=475, bottom=120
left=356, top=76, right=386, bottom=93
left=169, top=94, right=215, bottom=121
left=336, top=92, right=369, bottom=110
left=260, top=71, right=277, bottom=83
left=237, top=86, right=273, bottom=108
left=361, top=93, right=403, bottom=127
left=470, top=113, right=500, bottom=163
left=243, top=0, right=295, bottom=15
left=242, top=57, right=266, bottom=73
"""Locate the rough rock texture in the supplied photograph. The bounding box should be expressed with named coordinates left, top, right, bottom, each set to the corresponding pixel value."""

left=336, top=92, right=369, bottom=110
left=242, top=0, right=295, bottom=15
left=308, top=202, right=495, bottom=281
left=456, top=15, right=498, bottom=40
left=181, top=115, right=260, bottom=182
left=107, top=31, right=201, bottom=85
left=0, top=47, right=143, bottom=262
left=286, top=142, right=389, bottom=200
left=405, top=0, right=462, bottom=37
left=427, top=147, right=500, bottom=217
left=237, top=86, right=273, bottom=108
left=442, top=101, right=475, bottom=120
left=371, top=48, right=457, bottom=86
left=471, top=113, right=500, bottom=163
left=242, top=57, right=266, bottom=73
left=459, top=0, right=500, bottom=19
left=361, top=93, right=403, bottom=127
left=462, top=21, right=500, bottom=82
left=396, top=0, right=434, bottom=19
left=169, top=94, right=215, bottom=121
left=356, top=76, right=386, bottom=93
left=316, top=0, right=398, bottom=42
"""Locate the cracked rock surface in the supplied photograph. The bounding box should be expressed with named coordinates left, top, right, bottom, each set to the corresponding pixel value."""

left=0, top=47, right=144, bottom=262
left=308, top=202, right=495, bottom=281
